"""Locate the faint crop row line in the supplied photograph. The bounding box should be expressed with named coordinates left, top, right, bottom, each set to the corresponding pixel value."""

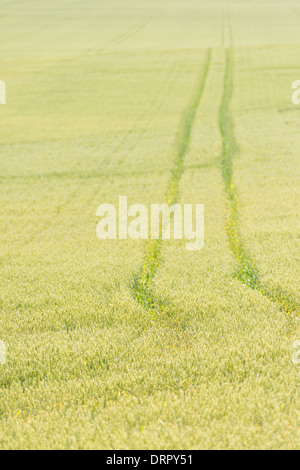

left=219, top=46, right=300, bottom=316
left=94, top=17, right=152, bottom=55
left=115, top=59, right=183, bottom=167
left=100, top=55, right=179, bottom=170
left=132, top=49, right=212, bottom=322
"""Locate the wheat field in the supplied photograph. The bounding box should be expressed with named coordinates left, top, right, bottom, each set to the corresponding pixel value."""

left=0, top=0, right=299, bottom=449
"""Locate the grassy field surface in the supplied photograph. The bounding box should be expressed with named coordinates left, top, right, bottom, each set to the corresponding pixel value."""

left=0, top=0, right=299, bottom=449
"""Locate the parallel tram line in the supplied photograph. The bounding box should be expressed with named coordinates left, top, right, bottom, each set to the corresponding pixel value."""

left=132, top=49, right=212, bottom=319
left=219, top=19, right=300, bottom=315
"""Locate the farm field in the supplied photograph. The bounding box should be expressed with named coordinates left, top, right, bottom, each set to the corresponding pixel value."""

left=0, top=0, right=299, bottom=449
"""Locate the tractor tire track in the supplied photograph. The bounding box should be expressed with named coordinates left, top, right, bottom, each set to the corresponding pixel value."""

left=132, top=49, right=211, bottom=320
left=219, top=34, right=300, bottom=315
